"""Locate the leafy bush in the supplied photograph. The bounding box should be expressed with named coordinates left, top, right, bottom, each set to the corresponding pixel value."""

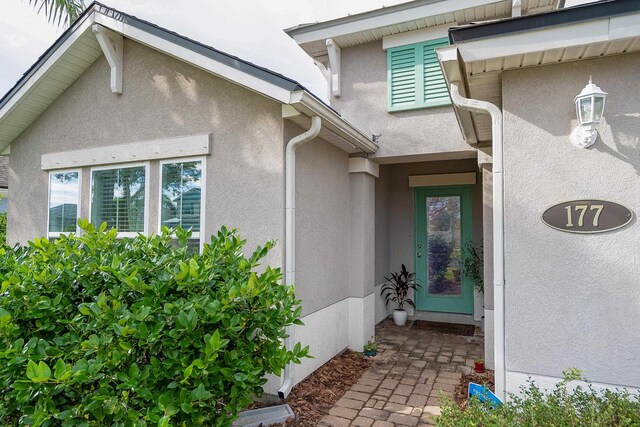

left=0, top=211, right=5, bottom=246
left=0, top=221, right=309, bottom=426
left=462, top=241, right=483, bottom=292
left=437, top=369, right=640, bottom=427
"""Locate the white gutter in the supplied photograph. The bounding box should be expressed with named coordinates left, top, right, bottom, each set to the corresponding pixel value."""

left=279, top=115, right=322, bottom=399
left=449, top=81, right=506, bottom=400
left=289, top=91, right=377, bottom=154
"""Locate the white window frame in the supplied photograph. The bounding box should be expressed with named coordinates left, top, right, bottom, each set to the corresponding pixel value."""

left=158, top=156, right=206, bottom=250
left=47, top=169, right=82, bottom=238
left=89, top=162, right=150, bottom=238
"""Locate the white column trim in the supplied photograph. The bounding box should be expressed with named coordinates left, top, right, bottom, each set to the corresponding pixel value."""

left=478, top=147, right=493, bottom=167
left=348, top=157, right=379, bottom=177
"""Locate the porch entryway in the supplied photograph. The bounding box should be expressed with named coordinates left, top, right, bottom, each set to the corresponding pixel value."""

left=374, top=158, right=486, bottom=327
left=320, top=319, right=484, bottom=426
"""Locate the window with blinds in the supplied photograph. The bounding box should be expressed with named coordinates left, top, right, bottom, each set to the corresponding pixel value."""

left=48, top=171, right=80, bottom=235
left=91, top=165, right=147, bottom=234
left=387, top=38, right=451, bottom=112
left=161, top=160, right=203, bottom=251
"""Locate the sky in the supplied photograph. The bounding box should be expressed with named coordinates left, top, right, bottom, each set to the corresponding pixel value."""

left=0, top=0, right=596, bottom=100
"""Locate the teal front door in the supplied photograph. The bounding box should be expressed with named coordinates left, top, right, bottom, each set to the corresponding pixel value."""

left=414, top=186, right=474, bottom=314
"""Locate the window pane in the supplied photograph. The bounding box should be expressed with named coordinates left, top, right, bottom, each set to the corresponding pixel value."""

left=161, top=161, right=202, bottom=233
left=426, top=196, right=462, bottom=296
left=593, top=96, right=605, bottom=122
left=579, top=97, right=592, bottom=123
left=49, top=172, right=79, bottom=233
left=91, top=166, right=146, bottom=233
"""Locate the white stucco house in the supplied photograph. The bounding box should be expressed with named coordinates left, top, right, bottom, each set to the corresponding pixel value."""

left=0, top=0, right=638, bottom=401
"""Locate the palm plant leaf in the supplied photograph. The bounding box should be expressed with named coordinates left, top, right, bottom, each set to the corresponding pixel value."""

left=29, top=0, right=86, bottom=26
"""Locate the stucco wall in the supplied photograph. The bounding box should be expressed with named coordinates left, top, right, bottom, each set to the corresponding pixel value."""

left=292, top=122, right=351, bottom=316
left=8, top=39, right=285, bottom=268
left=502, top=53, right=640, bottom=389
left=331, top=40, right=475, bottom=162
left=375, top=165, right=392, bottom=322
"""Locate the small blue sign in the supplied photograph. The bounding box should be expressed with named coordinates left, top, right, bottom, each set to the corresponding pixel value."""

left=468, top=382, right=503, bottom=408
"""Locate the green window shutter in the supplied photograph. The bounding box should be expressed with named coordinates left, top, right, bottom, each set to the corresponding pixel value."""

left=388, top=37, right=451, bottom=112
left=388, top=45, right=417, bottom=108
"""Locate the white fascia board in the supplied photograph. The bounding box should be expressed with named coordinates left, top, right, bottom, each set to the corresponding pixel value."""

left=289, top=91, right=377, bottom=154
left=457, top=14, right=640, bottom=62
left=93, top=14, right=292, bottom=104
left=0, top=12, right=96, bottom=127
left=383, top=23, right=454, bottom=50
left=291, top=0, right=498, bottom=45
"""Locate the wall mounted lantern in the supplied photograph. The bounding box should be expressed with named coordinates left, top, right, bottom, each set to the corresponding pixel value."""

left=570, top=76, right=607, bottom=148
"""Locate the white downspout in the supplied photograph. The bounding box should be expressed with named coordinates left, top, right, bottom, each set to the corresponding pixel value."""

left=279, top=115, right=321, bottom=399
left=449, top=81, right=506, bottom=400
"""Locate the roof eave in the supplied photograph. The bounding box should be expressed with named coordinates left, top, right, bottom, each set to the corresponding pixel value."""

left=289, top=91, right=378, bottom=154
left=0, top=2, right=317, bottom=152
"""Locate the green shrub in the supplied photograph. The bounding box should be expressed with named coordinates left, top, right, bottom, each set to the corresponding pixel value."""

left=0, top=211, right=6, bottom=245
left=0, top=220, right=309, bottom=426
left=437, top=369, right=640, bottom=427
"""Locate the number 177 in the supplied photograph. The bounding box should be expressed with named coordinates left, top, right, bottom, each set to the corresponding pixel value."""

left=565, top=205, right=603, bottom=227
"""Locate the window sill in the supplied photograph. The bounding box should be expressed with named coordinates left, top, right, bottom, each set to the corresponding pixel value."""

left=388, top=98, right=452, bottom=113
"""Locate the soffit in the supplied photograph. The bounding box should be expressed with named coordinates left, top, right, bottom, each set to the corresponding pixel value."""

left=440, top=3, right=640, bottom=145
left=0, top=26, right=103, bottom=149
left=466, top=37, right=640, bottom=143
left=294, top=0, right=559, bottom=60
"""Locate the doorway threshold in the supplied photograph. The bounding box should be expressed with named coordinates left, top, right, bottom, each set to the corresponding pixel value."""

left=411, top=310, right=480, bottom=326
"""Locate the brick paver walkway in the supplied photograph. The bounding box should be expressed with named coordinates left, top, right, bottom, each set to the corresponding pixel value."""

left=319, top=319, right=484, bottom=427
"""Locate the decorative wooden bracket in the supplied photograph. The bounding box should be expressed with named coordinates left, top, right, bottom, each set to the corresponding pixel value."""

left=512, top=0, right=522, bottom=17
left=326, top=38, right=341, bottom=98
left=92, top=24, right=123, bottom=94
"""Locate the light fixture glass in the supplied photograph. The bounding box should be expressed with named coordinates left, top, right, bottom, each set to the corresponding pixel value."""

left=570, top=76, right=607, bottom=148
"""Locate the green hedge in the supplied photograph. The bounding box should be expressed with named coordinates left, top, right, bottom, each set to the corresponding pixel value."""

left=0, top=211, right=6, bottom=246
left=437, top=369, right=640, bottom=427
left=0, top=221, right=309, bottom=426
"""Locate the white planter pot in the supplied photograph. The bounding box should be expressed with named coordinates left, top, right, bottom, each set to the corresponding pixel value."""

left=393, top=309, right=408, bottom=326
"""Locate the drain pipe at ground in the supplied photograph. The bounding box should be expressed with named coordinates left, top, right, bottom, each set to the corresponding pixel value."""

left=279, top=115, right=322, bottom=399
left=449, top=82, right=506, bottom=400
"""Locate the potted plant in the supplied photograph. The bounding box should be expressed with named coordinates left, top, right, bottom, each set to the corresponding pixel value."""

left=380, top=264, right=420, bottom=326
left=363, top=337, right=377, bottom=357
left=474, top=358, right=485, bottom=373
left=463, top=241, right=484, bottom=293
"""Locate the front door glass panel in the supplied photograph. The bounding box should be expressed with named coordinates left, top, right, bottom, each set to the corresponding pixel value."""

left=426, top=196, right=462, bottom=296
left=414, top=186, right=473, bottom=314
